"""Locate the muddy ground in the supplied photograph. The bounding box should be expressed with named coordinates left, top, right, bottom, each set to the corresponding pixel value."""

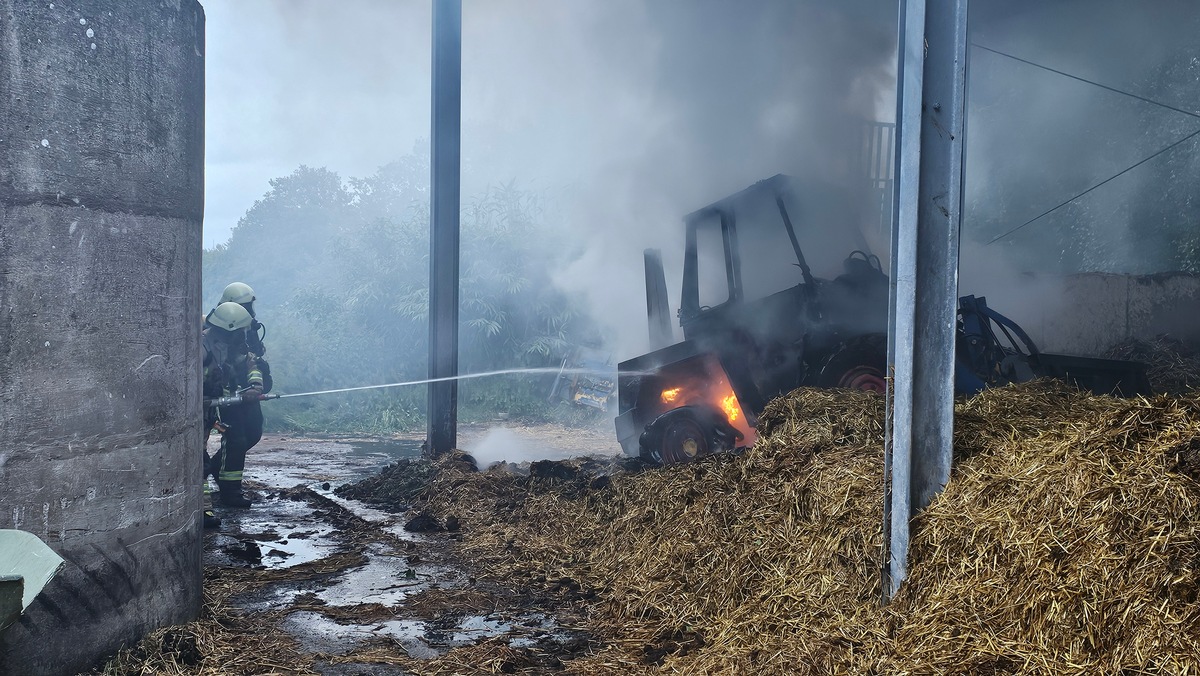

left=201, top=422, right=620, bottom=675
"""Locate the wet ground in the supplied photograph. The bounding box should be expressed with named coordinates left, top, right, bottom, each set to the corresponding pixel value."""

left=203, top=423, right=619, bottom=674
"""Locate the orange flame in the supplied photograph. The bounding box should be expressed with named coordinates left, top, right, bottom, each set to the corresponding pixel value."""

left=721, top=393, right=740, bottom=422
left=661, top=387, right=681, bottom=404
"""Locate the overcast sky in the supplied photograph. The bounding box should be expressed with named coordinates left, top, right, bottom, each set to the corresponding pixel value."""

left=201, top=0, right=675, bottom=249
left=202, top=0, right=430, bottom=247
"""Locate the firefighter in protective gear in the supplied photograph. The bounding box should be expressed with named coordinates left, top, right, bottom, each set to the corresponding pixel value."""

left=212, top=283, right=272, bottom=394
left=200, top=302, right=254, bottom=526
left=203, top=301, right=271, bottom=509
left=220, top=281, right=267, bottom=359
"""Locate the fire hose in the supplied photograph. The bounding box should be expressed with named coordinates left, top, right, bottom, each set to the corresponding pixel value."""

left=202, top=367, right=633, bottom=409
left=205, top=390, right=281, bottom=408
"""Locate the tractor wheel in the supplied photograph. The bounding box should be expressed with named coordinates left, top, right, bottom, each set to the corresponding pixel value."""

left=639, top=406, right=728, bottom=466
left=657, top=415, right=711, bottom=465
left=818, top=333, right=888, bottom=393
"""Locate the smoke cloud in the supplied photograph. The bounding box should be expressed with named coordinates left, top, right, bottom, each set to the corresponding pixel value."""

left=464, top=426, right=591, bottom=468
left=202, top=0, right=1200, bottom=370
left=531, top=1, right=899, bottom=357
left=951, top=0, right=1200, bottom=353
left=963, top=0, right=1200, bottom=274
left=203, top=0, right=898, bottom=360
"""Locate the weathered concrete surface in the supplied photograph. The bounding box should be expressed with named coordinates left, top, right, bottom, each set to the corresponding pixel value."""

left=0, top=1, right=204, bottom=674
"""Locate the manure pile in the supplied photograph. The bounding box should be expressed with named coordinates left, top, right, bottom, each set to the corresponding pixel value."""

left=411, top=382, right=1200, bottom=674
left=334, top=455, right=439, bottom=512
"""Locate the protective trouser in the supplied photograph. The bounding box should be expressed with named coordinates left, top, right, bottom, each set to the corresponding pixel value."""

left=202, top=425, right=221, bottom=528
left=211, top=400, right=263, bottom=508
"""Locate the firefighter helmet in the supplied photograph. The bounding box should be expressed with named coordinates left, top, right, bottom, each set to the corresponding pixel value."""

left=206, top=302, right=253, bottom=332
left=220, top=282, right=256, bottom=306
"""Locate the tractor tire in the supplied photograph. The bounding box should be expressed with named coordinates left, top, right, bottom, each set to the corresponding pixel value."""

left=656, top=414, right=711, bottom=465
left=818, top=333, right=888, bottom=393
left=638, top=406, right=740, bottom=466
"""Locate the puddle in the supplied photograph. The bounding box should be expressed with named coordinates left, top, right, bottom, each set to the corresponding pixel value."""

left=315, top=544, right=450, bottom=607
left=448, top=614, right=514, bottom=644
left=234, top=436, right=417, bottom=490
left=282, top=610, right=376, bottom=654
left=205, top=492, right=338, bottom=569
left=282, top=607, right=581, bottom=664
left=454, top=613, right=556, bottom=644
left=282, top=610, right=438, bottom=659
left=281, top=608, right=566, bottom=660
left=375, top=619, right=441, bottom=659
left=310, top=482, right=415, bottom=530
left=236, top=583, right=329, bottom=613
left=204, top=434, right=596, bottom=667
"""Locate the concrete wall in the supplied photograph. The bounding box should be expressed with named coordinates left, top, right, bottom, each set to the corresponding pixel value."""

left=1005, top=272, right=1200, bottom=356
left=0, top=1, right=204, bottom=674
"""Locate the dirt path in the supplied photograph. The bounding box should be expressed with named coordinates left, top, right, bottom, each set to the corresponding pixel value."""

left=202, top=423, right=619, bottom=674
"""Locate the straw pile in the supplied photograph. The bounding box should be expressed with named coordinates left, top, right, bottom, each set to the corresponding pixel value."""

left=1106, top=335, right=1200, bottom=394
left=416, top=382, right=1200, bottom=674
left=89, top=559, right=351, bottom=676
left=892, top=383, right=1200, bottom=673
left=91, top=491, right=379, bottom=676
left=410, top=389, right=886, bottom=673
left=102, top=382, right=1200, bottom=674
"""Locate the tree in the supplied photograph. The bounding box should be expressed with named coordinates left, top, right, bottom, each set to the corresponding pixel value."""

left=203, top=157, right=600, bottom=433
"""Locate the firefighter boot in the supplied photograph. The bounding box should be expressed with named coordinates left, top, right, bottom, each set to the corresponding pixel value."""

left=217, top=480, right=253, bottom=508
left=203, top=478, right=221, bottom=528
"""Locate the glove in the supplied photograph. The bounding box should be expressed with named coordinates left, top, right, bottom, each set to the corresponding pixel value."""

left=241, top=387, right=264, bottom=403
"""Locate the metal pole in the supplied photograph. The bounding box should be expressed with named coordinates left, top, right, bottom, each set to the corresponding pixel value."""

left=884, top=0, right=969, bottom=600
left=427, top=0, right=462, bottom=456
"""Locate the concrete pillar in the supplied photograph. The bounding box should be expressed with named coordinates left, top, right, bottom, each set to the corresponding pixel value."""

left=0, top=1, right=205, bottom=674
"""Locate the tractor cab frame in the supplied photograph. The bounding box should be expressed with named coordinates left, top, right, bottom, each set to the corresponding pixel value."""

left=616, top=174, right=1150, bottom=464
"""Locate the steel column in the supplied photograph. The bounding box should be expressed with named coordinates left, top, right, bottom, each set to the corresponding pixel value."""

left=427, top=0, right=462, bottom=456
left=884, top=0, right=970, bottom=600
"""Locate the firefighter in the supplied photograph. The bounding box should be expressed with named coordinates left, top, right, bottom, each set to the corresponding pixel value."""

left=200, top=311, right=221, bottom=526
left=203, top=301, right=270, bottom=509
left=200, top=302, right=253, bottom=527
left=219, top=282, right=267, bottom=359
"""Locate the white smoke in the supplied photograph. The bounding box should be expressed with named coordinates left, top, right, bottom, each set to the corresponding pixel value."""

left=203, top=0, right=900, bottom=360
left=463, top=426, right=574, bottom=468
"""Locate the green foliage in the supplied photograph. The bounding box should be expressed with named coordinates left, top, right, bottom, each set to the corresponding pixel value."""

left=204, top=157, right=604, bottom=434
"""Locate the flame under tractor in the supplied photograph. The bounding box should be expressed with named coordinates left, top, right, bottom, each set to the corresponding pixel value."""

left=615, top=175, right=1151, bottom=465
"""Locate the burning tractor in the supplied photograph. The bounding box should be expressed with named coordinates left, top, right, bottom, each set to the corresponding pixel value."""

left=615, top=175, right=1151, bottom=465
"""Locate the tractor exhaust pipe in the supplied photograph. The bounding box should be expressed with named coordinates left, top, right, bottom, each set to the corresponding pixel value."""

left=644, top=248, right=673, bottom=350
